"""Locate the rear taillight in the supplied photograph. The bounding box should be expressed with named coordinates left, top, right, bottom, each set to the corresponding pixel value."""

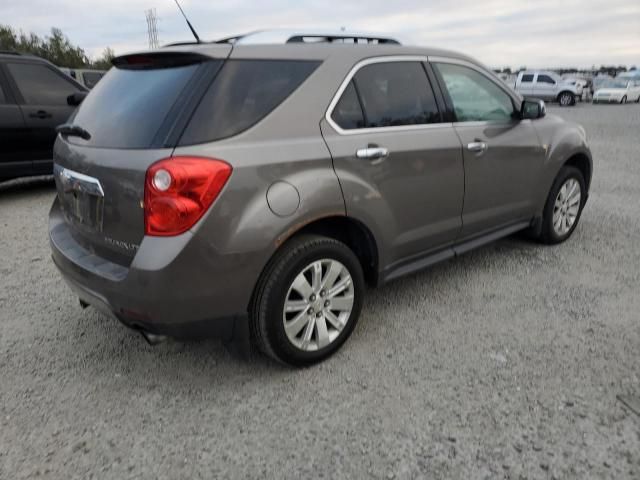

left=144, top=156, right=232, bottom=236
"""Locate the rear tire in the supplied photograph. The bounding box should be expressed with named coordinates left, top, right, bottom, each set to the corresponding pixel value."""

left=538, top=166, right=586, bottom=245
left=250, top=235, right=364, bottom=366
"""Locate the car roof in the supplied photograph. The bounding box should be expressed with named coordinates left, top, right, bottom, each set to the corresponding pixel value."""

left=0, top=51, right=48, bottom=62
left=120, top=42, right=477, bottom=65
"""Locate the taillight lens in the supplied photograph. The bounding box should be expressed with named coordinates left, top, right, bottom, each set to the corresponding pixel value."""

left=144, top=156, right=232, bottom=236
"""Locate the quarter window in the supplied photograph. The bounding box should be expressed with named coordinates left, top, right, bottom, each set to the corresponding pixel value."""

left=180, top=60, right=320, bottom=145
left=536, top=74, right=556, bottom=84
left=350, top=61, right=440, bottom=128
left=7, top=63, right=80, bottom=105
left=434, top=63, right=515, bottom=122
left=0, top=83, right=6, bottom=104
left=521, top=74, right=534, bottom=83
left=331, top=81, right=365, bottom=129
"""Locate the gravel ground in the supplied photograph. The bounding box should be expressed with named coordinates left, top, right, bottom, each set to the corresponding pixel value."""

left=1, top=103, right=639, bottom=480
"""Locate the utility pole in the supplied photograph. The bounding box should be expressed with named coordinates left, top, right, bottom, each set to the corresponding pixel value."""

left=145, top=9, right=159, bottom=49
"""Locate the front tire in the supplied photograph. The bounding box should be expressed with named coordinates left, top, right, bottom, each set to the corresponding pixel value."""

left=250, top=235, right=364, bottom=366
left=538, top=166, right=586, bottom=244
left=558, top=91, right=575, bottom=107
left=621, top=96, right=627, bottom=104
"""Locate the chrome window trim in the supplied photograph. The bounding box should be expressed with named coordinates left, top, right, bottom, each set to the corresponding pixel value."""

left=325, top=55, right=451, bottom=136
left=325, top=55, right=522, bottom=135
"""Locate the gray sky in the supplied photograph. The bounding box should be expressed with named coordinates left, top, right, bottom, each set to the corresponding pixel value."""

left=3, top=0, right=639, bottom=68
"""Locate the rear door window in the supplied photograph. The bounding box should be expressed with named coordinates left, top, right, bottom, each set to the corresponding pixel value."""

left=0, top=83, right=5, bottom=103
left=6, top=63, right=80, bottom=105
left=179, top=60, right=320, bottom=145
left=351, top=62, right=440, bottom=128
left=69, top=61, right=214, bottom=148
left=521, top=74, right=534, bottom=83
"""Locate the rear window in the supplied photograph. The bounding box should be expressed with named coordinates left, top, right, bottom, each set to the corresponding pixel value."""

left=179, top=60, right=320, bottom=145
left=69, top=61, right=215, bottom=148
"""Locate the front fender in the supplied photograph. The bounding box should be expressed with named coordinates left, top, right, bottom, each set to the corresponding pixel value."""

left=533, top=115, right=592, bottom=213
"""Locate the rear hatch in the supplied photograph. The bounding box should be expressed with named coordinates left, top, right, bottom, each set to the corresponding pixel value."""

left=53, top=47, right=230, bottom=266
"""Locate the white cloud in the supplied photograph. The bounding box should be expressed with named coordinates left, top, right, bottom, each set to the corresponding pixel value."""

left=2, top=0, right=639, bottom=67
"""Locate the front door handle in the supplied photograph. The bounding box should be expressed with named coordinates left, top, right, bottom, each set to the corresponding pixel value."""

left=467, top=141, right=488, bottom=154
left=356, top=147, right=389, bottom=163
left=29, top=110, right=53, bottom=119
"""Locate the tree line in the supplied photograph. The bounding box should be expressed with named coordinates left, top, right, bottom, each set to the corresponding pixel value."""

left=0, top=25, right=114, bottom=70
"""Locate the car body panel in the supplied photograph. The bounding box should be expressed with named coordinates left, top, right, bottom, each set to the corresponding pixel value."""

left=453, top=119, right=547, bottom=237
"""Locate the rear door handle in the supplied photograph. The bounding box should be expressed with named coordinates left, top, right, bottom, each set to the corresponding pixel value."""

left=467, top=141, right=488, bottom=154
left=356, top=147, right=389, bottom=163
left=29, top=110, right=53, bottom=119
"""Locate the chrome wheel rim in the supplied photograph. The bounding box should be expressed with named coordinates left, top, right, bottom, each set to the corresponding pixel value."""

left=283, top=259, right=354, bottom=352
left=552, top=178, right=581, bottom=236
left=560, top=93, right=571, bottom=106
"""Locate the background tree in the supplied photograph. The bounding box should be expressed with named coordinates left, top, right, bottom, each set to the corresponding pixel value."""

left=0, top=25, right=112, bottom=69
left=92, top=47, right=115, bottom=70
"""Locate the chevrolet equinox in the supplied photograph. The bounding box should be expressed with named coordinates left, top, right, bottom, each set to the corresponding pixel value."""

left=49, top=31, right=593, bottom=366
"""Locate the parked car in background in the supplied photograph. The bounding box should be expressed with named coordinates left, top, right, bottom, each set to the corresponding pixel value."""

left=515, top=70, right=580, bottom=106
left=59, top=68, right=106, bottom=89
left=592, top=74, right=613, bottom=95
left=0, top=51, right=87, bottom=182
left=593, top=78, right=640, bottom=104
left=49, top=30, right=592, bottom=365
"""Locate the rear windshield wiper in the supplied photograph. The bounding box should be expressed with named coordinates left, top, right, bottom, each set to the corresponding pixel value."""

left=56, top=123, right=91, bottom=141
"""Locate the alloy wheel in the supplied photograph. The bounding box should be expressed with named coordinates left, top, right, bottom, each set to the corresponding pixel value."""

left=560, top=93, right=572, bottom=106
left=552, top=178, right=582, bottom=236
left=282, top=259, right=355, bottom=352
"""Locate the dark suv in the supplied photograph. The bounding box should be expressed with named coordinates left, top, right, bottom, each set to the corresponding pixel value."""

left=49, top=31, right=592, bottom=366
left=0, top=52, right=87, bottom=182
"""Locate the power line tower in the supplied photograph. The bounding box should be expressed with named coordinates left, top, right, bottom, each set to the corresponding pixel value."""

left=145, top=9, right=159, bottom=49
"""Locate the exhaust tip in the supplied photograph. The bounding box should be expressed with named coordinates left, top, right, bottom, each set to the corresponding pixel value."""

left=140, top=330, right=168, bottom=346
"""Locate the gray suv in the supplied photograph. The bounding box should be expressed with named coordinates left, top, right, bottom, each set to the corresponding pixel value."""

left=49, top=31, right=592, bottom=366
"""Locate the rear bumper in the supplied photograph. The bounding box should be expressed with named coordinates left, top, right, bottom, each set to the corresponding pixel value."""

left=49, top=198, right=258, bottom=340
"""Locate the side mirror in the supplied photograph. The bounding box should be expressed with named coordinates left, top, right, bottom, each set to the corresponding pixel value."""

left=521, top=98, right=546, bottom=120
left=67, top=92, right=88, bottom=106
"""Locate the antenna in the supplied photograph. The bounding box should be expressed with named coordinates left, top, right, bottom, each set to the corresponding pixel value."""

left=173, top=0, right=201, bottom=43
left=145, top=9, right=159, bottom=49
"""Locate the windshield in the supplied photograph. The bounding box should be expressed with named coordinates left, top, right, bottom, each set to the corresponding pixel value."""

left=601, top=79, right=629, bottom=89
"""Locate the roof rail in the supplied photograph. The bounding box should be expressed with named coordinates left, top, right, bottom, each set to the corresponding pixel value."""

left=0, top=50, right=22, bottom=55
left=215, top=29, right=401, bottom=45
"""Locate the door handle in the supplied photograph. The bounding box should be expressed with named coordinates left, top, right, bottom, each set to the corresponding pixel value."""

left=467, top=141, right=488, bottom=154
left=29, top=110, right=53, bottom=119
left=356, top=147, right=389, bottom=163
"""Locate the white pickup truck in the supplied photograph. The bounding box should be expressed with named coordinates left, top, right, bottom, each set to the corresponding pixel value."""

left=514, top=71, right=581, bottom=106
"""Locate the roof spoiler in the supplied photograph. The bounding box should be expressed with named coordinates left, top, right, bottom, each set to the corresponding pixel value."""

left=111, top=51, right=213, bottom=69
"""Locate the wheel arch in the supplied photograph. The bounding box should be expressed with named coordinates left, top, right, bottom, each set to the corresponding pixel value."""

left=563, top=152, right=592, bottom=190
left=287, top=216, right=379, bottom=287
